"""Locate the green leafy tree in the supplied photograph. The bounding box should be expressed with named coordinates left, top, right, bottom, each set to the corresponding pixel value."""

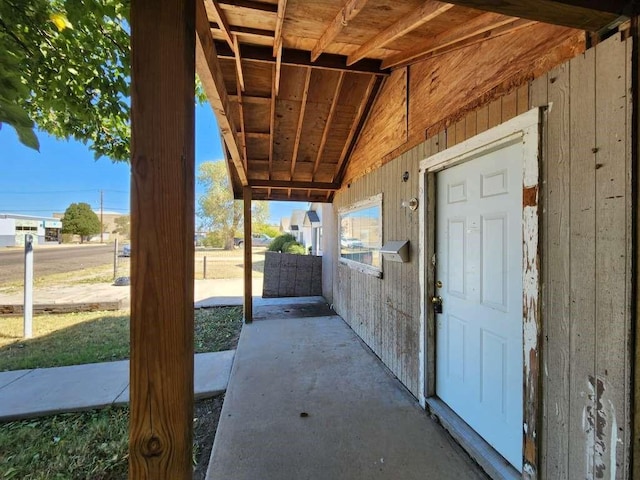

left=1, top=0, right=207, bottom=160
left=112, top=214, right=130, bottom=238
left=254, top=223, right=280, bottom=238
left=61, top=202, right=101, bottom=242
left=198, top=160, right=269, bottom=250
left=1, top=0, right=130, bottom=159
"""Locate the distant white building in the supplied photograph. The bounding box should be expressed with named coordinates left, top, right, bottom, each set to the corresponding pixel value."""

left=0, top=213, right=62, bottom=247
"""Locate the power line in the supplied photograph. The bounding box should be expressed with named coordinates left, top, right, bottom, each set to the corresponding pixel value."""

left=0, top=189, right=129, bottom=195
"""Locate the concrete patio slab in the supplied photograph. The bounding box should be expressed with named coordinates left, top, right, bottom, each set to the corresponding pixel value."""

left=0, top=351, right=235, bottom=421
left=206, top=315, right=487, bottom=480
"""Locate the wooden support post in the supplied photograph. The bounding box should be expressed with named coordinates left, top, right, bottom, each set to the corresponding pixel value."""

left=129, top=0, right=195, bottom=478
left=243, top=186, right=253, bottom=323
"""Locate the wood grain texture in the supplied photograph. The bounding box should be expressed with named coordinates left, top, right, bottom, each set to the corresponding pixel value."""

left=311, top=0, right=370, bottom=61
left=196, top=0, right=247, bottom=185
left=243, top=186, right=253, bottom=322
left=346, top=0, right=454, bottom=66
left=129, top=0, right=195, bottom=477
left=437, top=0, right=624, bottom=31
left=343, top=68, right=407, bottom=183
left=530, top=34, right=632, bottom=479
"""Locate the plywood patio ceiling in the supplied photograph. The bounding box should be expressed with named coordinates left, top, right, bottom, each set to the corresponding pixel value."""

left=195, top=0, right=622, bottom=202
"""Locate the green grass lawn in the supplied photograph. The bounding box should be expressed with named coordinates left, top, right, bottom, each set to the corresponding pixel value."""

left=0, top=307, right=243, bottom=371
left=0, top=307, right=241, bottom=478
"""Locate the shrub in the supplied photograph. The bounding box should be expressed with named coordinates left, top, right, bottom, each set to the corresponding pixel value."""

left=283, top=242, right=306, bottom=255
left=268, top=233, right=296, bottom=252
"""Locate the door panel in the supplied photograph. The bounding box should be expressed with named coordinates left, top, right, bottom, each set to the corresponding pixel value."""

left=435, top=140, right=523, bottom=470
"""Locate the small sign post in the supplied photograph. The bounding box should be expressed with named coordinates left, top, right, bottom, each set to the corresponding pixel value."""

left=24, top=234, right=33, bottom=339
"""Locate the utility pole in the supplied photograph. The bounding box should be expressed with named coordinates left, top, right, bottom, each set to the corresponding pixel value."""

left=100, top=189, right=104, bottom=243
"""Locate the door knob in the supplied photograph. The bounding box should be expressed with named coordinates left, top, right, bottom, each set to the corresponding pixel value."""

left=431, top=296, right=443, bottom=314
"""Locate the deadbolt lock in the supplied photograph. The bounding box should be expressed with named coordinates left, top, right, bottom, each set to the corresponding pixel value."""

left=435, top=280, right=443, bottom=288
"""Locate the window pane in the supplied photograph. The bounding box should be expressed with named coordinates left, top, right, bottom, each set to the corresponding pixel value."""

left=339, top=199, right=382, bottom=270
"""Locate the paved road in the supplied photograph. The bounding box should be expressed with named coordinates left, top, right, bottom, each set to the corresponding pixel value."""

left=0, top=245, right=115, bottom=284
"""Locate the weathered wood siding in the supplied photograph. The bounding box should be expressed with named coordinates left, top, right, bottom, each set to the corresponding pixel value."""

left=333, top=146, right=423, bottom=397
left=531, top=33, right=633, bottom=480
left=333, top=31, right=633, bottom=480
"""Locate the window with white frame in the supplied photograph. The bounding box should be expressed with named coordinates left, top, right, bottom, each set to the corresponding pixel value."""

left=339, top=194, right=382, bottom=276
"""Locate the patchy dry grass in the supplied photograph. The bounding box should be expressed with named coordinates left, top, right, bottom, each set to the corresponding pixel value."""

left=194, top=248, right=266, bottom=279
left=0, top=396, right=224, bottom=480
left=0, top=307, right=243, bottom=371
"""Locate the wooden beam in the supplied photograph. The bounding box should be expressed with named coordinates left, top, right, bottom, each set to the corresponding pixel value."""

left=290, top=67, right=312, bottom=180
left=313, top=72, right=344, bottom=180
left=219, top=0, right=277, bottom=13
left=215, top=41, right=389, bottom=75
left=210, top=23, right=275, bottom=40
left=243, top=185, right=253, bottom=323
left=273, top=0, right=288, bottom=55
left=382, top=16, right=536, bottom=69
left=233, top=34, right=245, bottom=91
left=250, top=179, right=341, bottom=190
left=439, top=0, right=629, bottom=31
left=209, top=0, right=234, bottom=51
left=382, top=12, right=516, bottom=69
left=346, top=1, right=454, bottom=66
left=196, top=0, right=248, bottom=185
left=129, top=0, right=194, bottom=477
left=334, top=76, right=383, bottom=182
left=236, top=70, right=248, bottom=170
left=311, top=0, right=370, bottom=61
left=275, top=42, right=283, bottom=95
left=245, top=131, right=270, bottom=139
left=269, top=63, right=276, bottom=179
left=229, top=94, right=271, bottom=104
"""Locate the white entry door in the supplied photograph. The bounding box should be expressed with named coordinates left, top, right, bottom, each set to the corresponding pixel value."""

left=435, top=140, right=523, bottom=470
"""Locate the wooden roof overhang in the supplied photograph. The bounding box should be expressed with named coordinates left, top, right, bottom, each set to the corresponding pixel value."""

left=195, top=0, right=630, bottom=203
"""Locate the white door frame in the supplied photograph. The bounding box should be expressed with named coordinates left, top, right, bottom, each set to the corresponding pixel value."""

left=418, top=108, right=542, bottom=479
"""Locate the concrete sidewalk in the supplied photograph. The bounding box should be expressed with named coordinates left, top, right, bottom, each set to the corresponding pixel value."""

left=0, top=350, right=234, bottom=421
left=206, top=312, right=487, bottom=480
left=0, top=277, right=265, bottom=310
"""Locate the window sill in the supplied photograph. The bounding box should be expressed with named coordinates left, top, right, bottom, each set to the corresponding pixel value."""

left=339, top=258, right=382, bottom=278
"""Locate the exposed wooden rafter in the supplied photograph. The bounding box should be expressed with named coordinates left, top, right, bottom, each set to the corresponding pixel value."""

left=196, top=0, right=247, bottom=185
left=210, top=23, right=275, bottom=41
left=334, top=75, right=383, bottom=183
left=275, top=42, right=283, bottom=95
left=311, top=0, right=370, bottom=62
left=215, top=41, right=389, bottom=75
left=269, top=64, right=276, bottom=179
left=346, top=1, right=455, bottom=66
left=236, top=71, right=248, bottom=170
left=382, top=14, right=534, bottom=69
left=250, top=179, right=340, bottom=191
left=230, top=94, right=270, bottom=104
left=273, top=0, right=288, bottom=55
left=209, top=0, right=234, bottom=51
left=439, top=0, right=629, bottom=31
left=290, top=67, right=312, bottom=180
left=219, top=0, right=277, bottom=13
left=313, top=72, right=344, bottom=180
left=233, top=34, right=245, bottom=91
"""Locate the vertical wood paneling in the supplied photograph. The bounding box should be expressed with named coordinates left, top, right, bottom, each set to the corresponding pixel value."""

left=334, top=141, right=423, bottom=398
left=567, top=46, right=597, bottom=480
left=594, top=36, right=632, bottom=479
left=531, top=33, right=632, bottom=480
left=538, top=62, right=572, bottom=479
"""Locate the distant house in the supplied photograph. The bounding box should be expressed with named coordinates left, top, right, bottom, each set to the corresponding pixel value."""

left=288, top=209, right=306, bottom=245
left=53, top=210, right=129, bottom=243
left=279, top=217, right=291, bottom=234
left=303, top=204, right=323, bottom=255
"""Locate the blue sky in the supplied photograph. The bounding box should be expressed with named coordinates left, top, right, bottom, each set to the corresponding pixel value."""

left=0, top=103, right=304, bottom=225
